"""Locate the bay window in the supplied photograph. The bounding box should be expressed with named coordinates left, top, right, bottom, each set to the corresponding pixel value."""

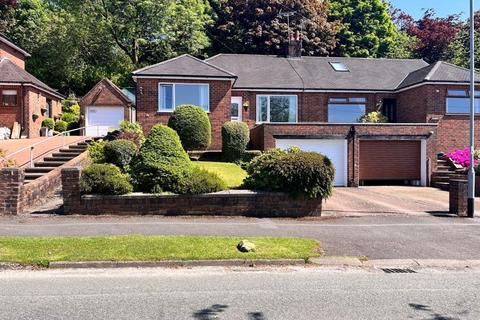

left=328, top=97, right=366, bottom=123
left=1, top=90, right=17, bottom=107
left=158, top=83, right=209, bottom=112
left=446, top=89, right=480, bottom=114
left=256, top=95, right=297, bottom=123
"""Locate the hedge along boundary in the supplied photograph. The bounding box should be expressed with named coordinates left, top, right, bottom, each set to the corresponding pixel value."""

left=61, top=167, right=323, bottom=217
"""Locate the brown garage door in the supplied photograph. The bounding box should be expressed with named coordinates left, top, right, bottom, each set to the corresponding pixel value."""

left=360, top=140, right=421, bottom=181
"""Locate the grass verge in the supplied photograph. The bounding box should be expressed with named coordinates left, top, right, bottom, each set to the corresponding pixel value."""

left=193, top=161, right=247, bottom=189
left=0, top=236, right=320, bottom=267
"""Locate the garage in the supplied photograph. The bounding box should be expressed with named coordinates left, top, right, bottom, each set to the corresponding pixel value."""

left=275, top=139, right=348, bottom=187
left=359, top=140, right=426, bottom=185
left=85, top=106, right=124, bottom=136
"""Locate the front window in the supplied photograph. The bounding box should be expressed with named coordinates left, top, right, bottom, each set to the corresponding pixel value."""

left=446, top=89, right=480, bottom=114
left=328, top=97, right=366, bottom=123
left=46, top=99, right=52, bottom=118
left=256, top=95, right=297, bottom=123
left=158, top=83, right=209, bottom=112
left=1, top=90, right=17, bottom=107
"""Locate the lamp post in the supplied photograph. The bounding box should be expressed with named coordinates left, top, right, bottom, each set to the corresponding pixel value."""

left=468, top=0, right=476, bottom=218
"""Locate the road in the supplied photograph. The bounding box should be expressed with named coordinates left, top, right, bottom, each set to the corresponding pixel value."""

left=2, top=215, right=480, bottom=259
left=0, top=267, right=478, bottom=319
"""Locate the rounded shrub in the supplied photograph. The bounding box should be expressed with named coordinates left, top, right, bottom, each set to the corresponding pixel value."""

left=131, top=124, right=192, bottom=193
left=41, top=118, right=54, bottom=130
left=359, top=111, right=388, bottom=123
left=243, top=148, right=335, bottom=199
left=104, top=139, right=137, bottom=170
left=87, top=140, right=107, bottom=163
left=222, top=121, right=249, bottom=162
left=167, top=105, right=211, bottom=151
left=175, top=167, right=227, bottom=195
left=61, top=112, right=80, bottom=124
left=54, top=120, right=68, bottom=132
left=80, top=163, right=133, bottom=195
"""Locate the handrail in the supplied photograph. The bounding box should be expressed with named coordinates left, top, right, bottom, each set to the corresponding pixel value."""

left=1, top=125, right=105, bottom=167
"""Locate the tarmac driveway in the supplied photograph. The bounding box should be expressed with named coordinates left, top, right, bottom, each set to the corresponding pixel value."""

left=323, top=186, right=478, bottom=216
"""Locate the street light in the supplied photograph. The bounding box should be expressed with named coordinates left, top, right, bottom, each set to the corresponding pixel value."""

left=468, top=0, right=476, bottom=218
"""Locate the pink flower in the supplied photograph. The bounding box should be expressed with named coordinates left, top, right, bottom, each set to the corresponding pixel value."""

left=447, top=148, right=478, bottom=168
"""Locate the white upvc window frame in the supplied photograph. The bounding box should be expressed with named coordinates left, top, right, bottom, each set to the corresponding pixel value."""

left=158, top=82, right=210, bottom=112
left=256, top=94, right=298, bottom=123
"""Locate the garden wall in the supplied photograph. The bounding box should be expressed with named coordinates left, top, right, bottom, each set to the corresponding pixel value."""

left=62, top=167, right=323, bottom=218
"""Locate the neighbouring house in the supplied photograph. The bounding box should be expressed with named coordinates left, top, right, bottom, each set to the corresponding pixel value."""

left=0, top=35, right=64, bottom=138
left=132, top=40, right=480, bottom=187
left=80, top=78, right=135, bottom=136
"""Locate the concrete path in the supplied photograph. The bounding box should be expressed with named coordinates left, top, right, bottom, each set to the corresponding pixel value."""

left=0, top=267, right=478, bottom=319
left=2, top=215, right=480, bottom=260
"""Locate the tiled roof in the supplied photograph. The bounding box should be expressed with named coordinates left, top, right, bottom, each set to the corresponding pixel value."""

left=0, top=34, right=30, bottom=57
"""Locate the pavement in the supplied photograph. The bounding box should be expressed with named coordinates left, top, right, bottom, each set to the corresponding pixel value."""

left=2, top=214, right=480, bottom=260
left=0, top=267, right=479, bottom=319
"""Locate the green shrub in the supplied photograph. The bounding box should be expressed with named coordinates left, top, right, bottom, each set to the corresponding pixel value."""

left=175, top=167, right=227, bottom=195
left=359, top=111, right=388, bottom=123
left=222, top=121, right=249, bottom=162
left=61, top=112, right=80, bottom=124
left=120, top=120, right=143, bottom=134
left=118, top=121, right=145, bottom=147
left=131, top=124, right=192, bottom=193
left=242, top=150, right=262, bottom=162
left=80, top=163, right=133, bottom=195
left=87, top=140, right=107, bottom=163
left=243, top=148, right=335, bottom=199
left=167, top=105, right=211, bottom=151
left=104, top=139, right=137, bottom=170
left=54, top=120, right=68, bottom=132
left=41, top=118, right=54, bottom=129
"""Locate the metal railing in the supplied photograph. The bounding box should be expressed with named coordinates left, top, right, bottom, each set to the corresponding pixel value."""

left=1, top=125, right=105, bottom=168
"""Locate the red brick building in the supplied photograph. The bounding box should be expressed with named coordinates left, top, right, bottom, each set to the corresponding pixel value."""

left=133, top=50, right=480, bottom=187
left=0, top=35, right=63, bottom=138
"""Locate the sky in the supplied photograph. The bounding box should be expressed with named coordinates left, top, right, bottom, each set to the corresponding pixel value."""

left=389, top=0, right=471, bottom=19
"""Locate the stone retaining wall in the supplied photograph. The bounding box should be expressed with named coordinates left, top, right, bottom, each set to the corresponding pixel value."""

left=61, top=167, right=323, bottom=218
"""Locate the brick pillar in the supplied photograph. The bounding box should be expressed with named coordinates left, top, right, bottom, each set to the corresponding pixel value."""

left=0, top=168, right=25, bottom=215
left=449, top=179, right=468, bottom=217
left=61, top=167, right=81, bottom=215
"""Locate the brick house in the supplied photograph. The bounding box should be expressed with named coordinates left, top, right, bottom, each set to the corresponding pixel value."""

left=132, top=48, right=480, bottom=187
left=80, top=78, right=135, bottom=136
left=0, top=35, right=64, bottom=138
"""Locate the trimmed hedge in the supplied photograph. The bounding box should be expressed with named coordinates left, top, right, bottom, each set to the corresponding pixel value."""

left=131, top=124, right=192, bottom=193
left=54, top=120, right=68, bottom=132
left=175, top=167, right=227, bottom=195
left=80, top=163, right=133, bottom=195
left=222, top=121, right=249, bottom=162
left=41, top=118, right=54, bottom=130
left=104, top=139, right=137, bottom=170
left=243, top=148, right=335, bottom=199
left=167, top=105, right=211, bottom=151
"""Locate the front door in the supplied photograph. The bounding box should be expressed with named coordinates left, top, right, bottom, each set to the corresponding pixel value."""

left=230, top=97, right=242, bottom=121
left=382, top=99, right=397, bottom=122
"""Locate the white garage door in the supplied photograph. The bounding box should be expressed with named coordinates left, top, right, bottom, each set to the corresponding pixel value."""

left=85, top=106, right=124, bottom=136
left=275, top=139, right=348, bottom=187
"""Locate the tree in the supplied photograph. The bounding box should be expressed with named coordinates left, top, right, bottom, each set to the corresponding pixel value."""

left=328, top=0, right=399, bottom=57
left=84, top=0, right=212, bottom=66
left=0, top=0, right=17, bottom=33
left=449, top=11, right=480, bottom=69
left=397, top=9, right=461, bottom=63
left=208, top=0, right=339, bottom=56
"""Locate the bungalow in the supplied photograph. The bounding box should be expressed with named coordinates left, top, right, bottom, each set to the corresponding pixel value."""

left=0, top=35, right=64, bottom=138
left=131, top=41, right=480, bottom=187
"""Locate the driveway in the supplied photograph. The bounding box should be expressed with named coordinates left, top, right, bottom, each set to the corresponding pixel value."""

left=323, top=186, right=477, bottom=216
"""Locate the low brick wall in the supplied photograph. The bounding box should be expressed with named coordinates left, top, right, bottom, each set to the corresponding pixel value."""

left=0, top=152, right=89, bottom=215
left=61, top=167, right=323, bottom=218
left=449, top=179, right=468, bottom=216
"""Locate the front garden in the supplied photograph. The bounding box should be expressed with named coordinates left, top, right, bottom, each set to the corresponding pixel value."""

left=77, top=104, right=335, bottom=216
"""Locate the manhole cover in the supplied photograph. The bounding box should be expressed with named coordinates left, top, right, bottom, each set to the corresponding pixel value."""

left=381, top=268, right=417, bottom=274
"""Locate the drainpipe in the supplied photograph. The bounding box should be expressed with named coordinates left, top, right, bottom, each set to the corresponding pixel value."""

left=349, top=125, right=356, bottom=186
left=20, top=84, right=25, bottom=136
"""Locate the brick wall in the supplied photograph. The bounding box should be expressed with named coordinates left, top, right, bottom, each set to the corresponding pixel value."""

left=24, top=88, right=62, bottom=138
left=0, top=42, right=26, bottom=69
left=0, top=168, right=24, bottom=215
left=61, top=167, right=323, bottom=217
left=0, top=85, right=22, bottom=129
left=136, top=78, right=232, bottom=150
left=449, top=179, right=468, bottom=216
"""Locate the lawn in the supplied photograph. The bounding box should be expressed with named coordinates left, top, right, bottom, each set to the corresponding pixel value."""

left=0, top=236, right=320, bottom=267
left=193, top=161, right=247, bottom=188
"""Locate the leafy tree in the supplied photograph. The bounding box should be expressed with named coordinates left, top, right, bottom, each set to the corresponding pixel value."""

left=328, top=0, right=399, bottom=57
left=208, top=0, right=339, bottom=56
left=84, top=0, right=212, bottom=66
left=397, top=9, right=461, bottom=63
left=449, top=12, right=480, bottom=69
left=0, top=0, right=17, bottom=33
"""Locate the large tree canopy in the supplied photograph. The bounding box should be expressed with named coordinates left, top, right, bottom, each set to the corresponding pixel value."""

left=328, top=0, right=399, bottom=57
left=449, top=11, right=480, bottom=69
left=208, top=0, right=339, bottom=56
left=397, top=9, right=461, bottom=63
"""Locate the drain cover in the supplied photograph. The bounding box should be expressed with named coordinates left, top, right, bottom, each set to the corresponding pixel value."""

left=381, top=268, right=417, bottom=274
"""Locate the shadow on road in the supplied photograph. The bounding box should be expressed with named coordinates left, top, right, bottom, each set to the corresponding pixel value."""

left=408, top=303, right=467, bottom=320
left=193, top=304, right=229, bottom=320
